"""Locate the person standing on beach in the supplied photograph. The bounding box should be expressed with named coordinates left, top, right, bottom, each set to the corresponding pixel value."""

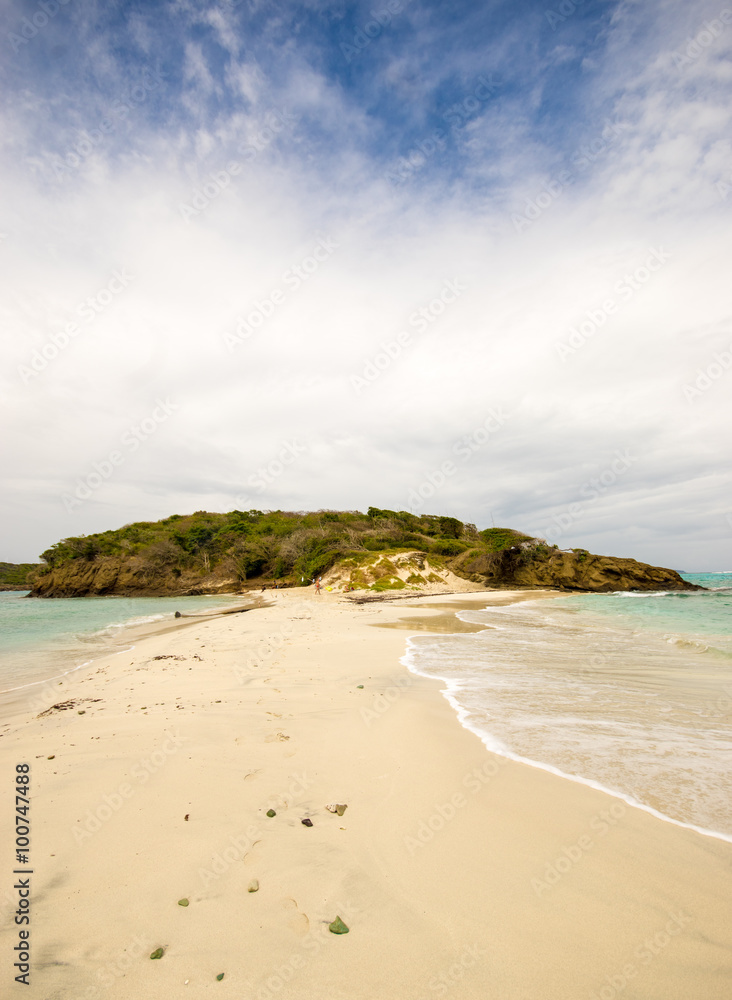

left=315, top=577, right=321, bottom=594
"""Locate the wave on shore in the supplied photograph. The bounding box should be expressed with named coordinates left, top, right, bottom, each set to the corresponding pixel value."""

left=403, top=580, right=732, bottom=842
left=0, top=591, right=247, bottom=694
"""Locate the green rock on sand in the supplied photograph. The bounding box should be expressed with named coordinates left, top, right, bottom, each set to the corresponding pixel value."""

left=248, top=879, right=259, bottom=892
left=150, top=948, right=164, bottom=960
left=178, top=898, right=189, bottom=906
left=216, top=973, right=225, bottom=981
left=357, top=685, right=364, bottom=689
left=266, top=809, right=276, bottom=817
left=329, top=916, right=349, bottom=935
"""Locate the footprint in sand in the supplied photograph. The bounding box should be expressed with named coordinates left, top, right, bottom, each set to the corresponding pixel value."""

left=265, top=732, right=290, bottom=742
left=281, top=898, right=310, bottom=937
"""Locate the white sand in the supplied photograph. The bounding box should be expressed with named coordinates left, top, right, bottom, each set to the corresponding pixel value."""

left=0, top=588, right=730, bottom=998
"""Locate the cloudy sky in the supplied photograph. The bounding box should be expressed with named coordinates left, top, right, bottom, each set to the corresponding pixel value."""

left=1, top=0, right=731, bottom=570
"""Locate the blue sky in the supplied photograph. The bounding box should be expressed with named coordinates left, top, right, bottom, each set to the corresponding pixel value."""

left=2, top=0, right=731, bottom=569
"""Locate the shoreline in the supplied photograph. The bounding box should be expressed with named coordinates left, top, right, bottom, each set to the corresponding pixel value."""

left=403, top=596, right=732, bottom=846
left=0, top=589, right=730, bottom=997
left=0, top=584, right=521, bottom=711
left=0, top=591, right=263, bottom=707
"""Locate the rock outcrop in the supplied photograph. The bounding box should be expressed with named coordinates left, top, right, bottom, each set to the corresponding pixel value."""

left=29, top=556, right=239, bottom=598
left=452, top=546, right=697, bottom=592
left=28, top=545, right=697, bottom=597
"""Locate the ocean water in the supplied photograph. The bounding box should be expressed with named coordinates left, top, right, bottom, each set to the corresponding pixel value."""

left=0, top=590, right=246, bottom=695
left=404, top=573, right=732, bottom=841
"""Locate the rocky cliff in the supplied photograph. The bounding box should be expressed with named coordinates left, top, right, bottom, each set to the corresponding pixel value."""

left=28, top=556, right=239, bottom=598
left=452, top=546, right=696, bottom=592
left=28, top=545, right=696, bottom=597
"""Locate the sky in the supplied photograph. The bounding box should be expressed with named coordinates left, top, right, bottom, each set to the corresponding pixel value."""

left=1, top=0, right=731, bottom=571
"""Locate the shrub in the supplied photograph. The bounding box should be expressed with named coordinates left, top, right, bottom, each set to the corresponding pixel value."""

left=432, top=539, right=469, bottom=556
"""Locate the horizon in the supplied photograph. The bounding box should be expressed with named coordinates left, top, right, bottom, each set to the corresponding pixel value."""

left=1, top=0, right=731, bottom=572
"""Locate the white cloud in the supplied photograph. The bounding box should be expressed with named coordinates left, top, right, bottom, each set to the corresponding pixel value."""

left=0, top=0, right=730, bottom=569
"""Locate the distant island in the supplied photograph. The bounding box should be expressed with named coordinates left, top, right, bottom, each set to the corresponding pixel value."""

left=24, top=508, right=696, bottom=598
left=0, top=561, right=41, bottom=591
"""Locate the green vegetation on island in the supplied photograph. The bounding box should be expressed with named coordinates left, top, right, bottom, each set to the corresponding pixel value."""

left=36, top=508, right=530, bottom=583
left=0, top=562, right=42, bottom=591
left=26, top=507, right=696, bottom=598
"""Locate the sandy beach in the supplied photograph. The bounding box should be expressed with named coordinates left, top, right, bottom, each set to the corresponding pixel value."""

left=1, top=588, right=731, bottom=999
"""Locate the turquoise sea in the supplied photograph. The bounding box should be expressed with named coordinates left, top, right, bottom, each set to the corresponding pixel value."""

left=0, top=590, right=246, bottom=695
left=404, top=574, right=732, bottom=841
left=3, top=575, right=731, bottom=838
